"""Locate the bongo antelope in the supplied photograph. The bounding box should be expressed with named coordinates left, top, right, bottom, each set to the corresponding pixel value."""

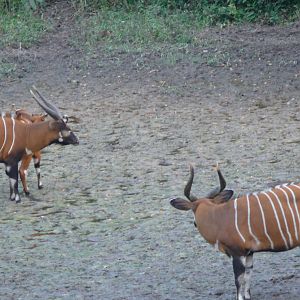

left=170, top=165, right=300, bottom=300
left=0, top=86, right=79, bottom=202
left=15, top=109, right=47, bottom=195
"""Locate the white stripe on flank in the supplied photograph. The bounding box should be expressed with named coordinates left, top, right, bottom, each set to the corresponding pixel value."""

left=253, top=193, right=274, bottom=249
left=246, top=194, right=260, bottom=245
left=287, top=184, right=300, bottom=232
left=7, top=117, right=15, bottom=155
left=0, top=115, right=7, bottom=152
left=262, top=191, right=289, bottom=250
left=234, top=198, right=246, bottom=243
left=277, top=186, right=299, bottom=241
left=269, top=189, right=293, bottom=247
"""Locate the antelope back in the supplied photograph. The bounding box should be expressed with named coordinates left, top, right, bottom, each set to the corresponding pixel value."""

left=15, top=109, right=47, bottom=125
left=0, top=114, right=27, bottom=160
left=232, top=184, right=300, bottom=252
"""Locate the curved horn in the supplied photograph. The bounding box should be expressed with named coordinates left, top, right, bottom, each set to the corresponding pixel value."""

left=207, top=163, right=226, bottom=199
left=184, top=165, right=199, bottom=202
left=30, top=89, right=57, bottom=119
left=30, top=86, right=62, bottom=120
left=32, top=86, right=62, bottom=118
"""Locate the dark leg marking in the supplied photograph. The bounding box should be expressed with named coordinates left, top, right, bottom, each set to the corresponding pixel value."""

left=244, top=253, right=253, bottom=300
left=5, top=163, right=21, bottom=202
left=34, top=156, right=43, bottom=189
left=233, top=256, right=246, bottom=300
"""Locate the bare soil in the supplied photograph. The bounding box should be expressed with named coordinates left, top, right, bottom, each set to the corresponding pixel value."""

left=0, top=2, right=300, bottom=300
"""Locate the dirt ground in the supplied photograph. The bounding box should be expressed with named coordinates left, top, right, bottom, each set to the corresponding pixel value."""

left=0, top=2, right=300, bottom=300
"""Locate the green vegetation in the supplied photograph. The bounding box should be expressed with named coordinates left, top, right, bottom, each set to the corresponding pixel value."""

left=76, top=6, right=202, bottom=52
left=0, top=0, right=45, bottom=12
left=0, top=0, right=48, bottom=49
left=0, top=59, right=16, bottom=77
left=0, top=0, right=299, bottom=72
left=73, top=1, right=300, bottom=25
left=75, top=0, right=300, bottom=52
left=0, top=1, right=48, bottom=78
left=1, top=1, right=299, bottom=51
left=0, top=12, right=48, bottom=48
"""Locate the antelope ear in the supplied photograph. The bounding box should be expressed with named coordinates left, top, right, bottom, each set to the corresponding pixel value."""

left=170, top=198, right=193, bottom=211
left=212, top=189, right=234, bottom=204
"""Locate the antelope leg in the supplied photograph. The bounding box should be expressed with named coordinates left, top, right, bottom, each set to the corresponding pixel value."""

left=233, top=256, right=246, bottom=300
left=6, top=163, right=21, bottom=202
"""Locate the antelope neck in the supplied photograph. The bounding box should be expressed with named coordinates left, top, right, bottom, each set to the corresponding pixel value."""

left=195, top=200, right=221, bottom=244
left=26, top=121, right=57, bottom=152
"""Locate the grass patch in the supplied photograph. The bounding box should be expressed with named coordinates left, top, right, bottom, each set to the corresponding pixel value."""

left=75, top=2, right=300, bottom=55
left=0, top=11, right=49, bottom=78
left=0, top=60, right=16, bottom=77
left=76, top=5, right=204, bottom=52
left=0, top=12, right=48, bottom=49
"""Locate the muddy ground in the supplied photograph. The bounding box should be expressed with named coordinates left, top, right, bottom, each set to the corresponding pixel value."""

left=0, top=2, right=300, bottom=300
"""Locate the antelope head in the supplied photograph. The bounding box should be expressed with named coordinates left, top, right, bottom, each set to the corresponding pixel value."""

left=30, top=86, right=79, bottom=145
left=170, top=164, right=234, bottom=212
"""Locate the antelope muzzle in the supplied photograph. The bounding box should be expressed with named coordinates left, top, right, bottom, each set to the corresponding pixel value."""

left=58, top=129, right=79, bottom=145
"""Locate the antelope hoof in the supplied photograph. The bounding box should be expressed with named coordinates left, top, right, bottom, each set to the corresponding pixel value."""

left=11, top=194, right=21, bottom=203
left=245, top=289, right=251, bottom=300
left=38, top=184, right=43, bottom=190
left=24, top=190, right=30, bottom=196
